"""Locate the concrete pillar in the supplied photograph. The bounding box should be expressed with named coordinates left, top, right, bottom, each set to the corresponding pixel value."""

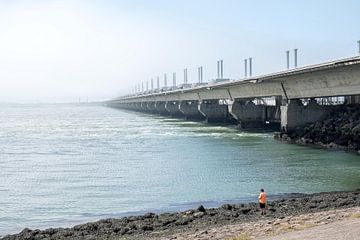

left=198, top=100, right=229, bottom=123
left=229, top=99, right=280, bottom=128
left=125, top=102, right=133, bottom=111
left=140, top=102, right=149, bottom=112
left=345, top=95, right=360, bottom=104
left=133, top=102, right=142, bottom=112
left=155, top=101, right=169, bottom=116
left=229, top=100, right=266, bottom=128
left=274, top=96, right=282, bottom=121
left=179, top=100, right=205, bottom=121
left=146, top=102, right=157, bottom=114
left=280, top=99, right=334, bottom=132
left=165, top=101, right=184, bottom=117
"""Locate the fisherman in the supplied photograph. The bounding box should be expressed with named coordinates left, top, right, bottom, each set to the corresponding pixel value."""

left=258, top=188, right=267, bottom=216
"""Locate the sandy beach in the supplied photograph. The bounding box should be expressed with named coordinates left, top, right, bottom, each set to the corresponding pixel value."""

left=166, top=206, right=360, bottom=240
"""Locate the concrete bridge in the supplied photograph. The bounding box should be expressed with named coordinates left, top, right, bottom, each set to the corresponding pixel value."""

left=107, top=56, right=360, bottom=131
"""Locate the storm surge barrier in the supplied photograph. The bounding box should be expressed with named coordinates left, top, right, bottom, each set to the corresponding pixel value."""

left=107, top=56, right=360, bottom=132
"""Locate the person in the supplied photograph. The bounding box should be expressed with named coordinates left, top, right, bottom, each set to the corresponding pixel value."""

left=258, top=188, right=267, bottom=216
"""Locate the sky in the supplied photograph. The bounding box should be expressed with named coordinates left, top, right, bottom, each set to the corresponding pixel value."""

left=0, top=0, right=359, bottom=103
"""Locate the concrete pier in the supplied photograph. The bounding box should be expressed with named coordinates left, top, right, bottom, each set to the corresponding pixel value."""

left=280, top=99, right=334, bottom=131
left=140, top=102, right=149, bottom=112
left=165, top=101, right=184, bottom=117
left=179, top=100, right=205, bottom=121
left=134, top=102, right=142, bottom=112
left=146, top=102, right=157, bottom=114
left=229, top=100, right=279, bottom=128
left=155, top=101, right=169, bottom=116
left=199, top=100, right=229, bottom=123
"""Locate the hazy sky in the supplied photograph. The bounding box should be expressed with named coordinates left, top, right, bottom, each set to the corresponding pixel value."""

left=0, top=0, right=359, bottom=103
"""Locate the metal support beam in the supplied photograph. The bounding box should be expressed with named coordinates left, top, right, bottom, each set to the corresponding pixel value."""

left=173, top=72, right=176, bottom=86
left=249, top=58, right=252, bottom=77
left=286, top=50, right=290, bottom=69
left=294, top=48, right=298, bottom=68
left=244, top=59, right=248, bottom=78
left=198, top=67, right=201, bottom=83
left=220, top=60, right=223, bottom=79
left=184, top=68, right=188, bottom=84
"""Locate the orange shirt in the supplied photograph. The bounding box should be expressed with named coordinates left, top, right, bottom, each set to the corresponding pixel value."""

left=259, top=192, right=266, bottom=204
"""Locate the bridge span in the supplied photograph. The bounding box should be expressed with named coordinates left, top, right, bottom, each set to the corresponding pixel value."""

left=107, top=56, right=360, bottom=131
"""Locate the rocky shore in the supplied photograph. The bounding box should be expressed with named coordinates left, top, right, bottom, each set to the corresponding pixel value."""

left=275, top=104, right=360, bottom=153
left=2, top=190, right=360, bottom=240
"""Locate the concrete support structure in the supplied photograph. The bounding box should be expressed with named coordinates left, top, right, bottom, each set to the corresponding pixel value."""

left=346, top=95, right=360, bottom=104
left=140, top=102, right=149, bottom=112
left=229, top=99, right=279, bottom=128
left=107, top=57, right=360, bottom=131
left=199, top=100, right=229, bottom=123
left=155, top=101, right=169, bottom=116
left=280, top=99, right=334, bottom=131
left=165, top=101, right=183, bottom=117
left=179, top=100, right=205, bottom=120
left=146, top=102, right=157, bottom=114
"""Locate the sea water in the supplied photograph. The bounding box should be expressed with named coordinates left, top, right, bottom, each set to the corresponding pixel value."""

left=0, top=103, right=359, bottom=235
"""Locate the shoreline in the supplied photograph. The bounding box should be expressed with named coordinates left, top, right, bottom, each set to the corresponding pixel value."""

left=170, top=206, right=360, bottom=240
left=274, top=131, right=360, bottom=155
left=0, top=192, right=308, bottom=237
left=2, top=190, right=360, bottom=240
left=274, top=104, right=360, bottom=155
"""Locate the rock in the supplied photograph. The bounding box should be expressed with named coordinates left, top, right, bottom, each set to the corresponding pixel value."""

left=318, top=203, right=328, bottom=209
left=127, top=223, right=137, bottom=230
left=275, top=105, right=360, bottom=151
left=185, top=210, right=195, bottom=215
left=351, top=123, right=360, bottom=134
left=197, top=205, right=206, bottom=213
left=42, top=228, right=57, bottom=235
left=221, top=204, right=233, bottom=211
left=144, top=212, right=156, bottom=218
left=162, top=219, right=176, bottom=226
left=308, top=203, right=317, bottom=209
left=175, top=218, right=191, bottom=226
left=241, top=208, right=251, bottom=214
left=193, top=212, right=205, bottom=218
left=119, top=227, right=129, bottom=235
left=140, top=225, right=153, bottom=231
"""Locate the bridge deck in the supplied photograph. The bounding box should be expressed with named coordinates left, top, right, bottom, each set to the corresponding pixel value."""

left=110, top=56, right=360, bottom=103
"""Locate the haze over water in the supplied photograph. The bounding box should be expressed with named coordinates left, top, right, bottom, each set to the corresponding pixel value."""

left=0, top=104, right=359, bottom=235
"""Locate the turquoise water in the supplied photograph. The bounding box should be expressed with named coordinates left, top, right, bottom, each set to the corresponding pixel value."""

left=0, top=103, right=359, bottom=235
